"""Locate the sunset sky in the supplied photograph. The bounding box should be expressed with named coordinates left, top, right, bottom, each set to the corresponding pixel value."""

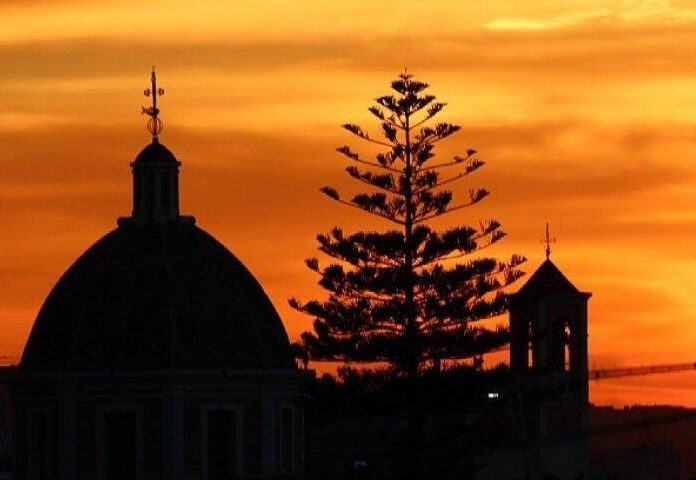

left=0, top=0, right=694, bottom=407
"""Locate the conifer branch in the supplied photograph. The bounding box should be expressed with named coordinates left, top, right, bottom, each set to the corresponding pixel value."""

left=414, top=169, right=476, bottom=194
left=336, top=146, right=401, bottom=173
left=333, top=198, right=405, bottom=225
left=342, top=123, right=393, bottom=147
left=422, top=150, right=478, bottom=170
left=414, top=203, right=473, bottom=224
left=414, top=189, right=489, bottom=223
left=410, top=102, right=446, bottom=128
left=351, top=176, right=404, bottom=195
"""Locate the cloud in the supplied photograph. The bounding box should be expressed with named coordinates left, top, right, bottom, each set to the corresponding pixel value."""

left=1, top=121, right=692, bottom=246
left=0, top=21, right=693, bottom=85
left=486, top=0, right=696, bottom=31
left=486, top=9, right=612, bottom=31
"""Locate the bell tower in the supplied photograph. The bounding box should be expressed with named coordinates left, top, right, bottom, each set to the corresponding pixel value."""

left=508, top=228, right=591, bottom=480
left=510, top=259, right=591, bottom=394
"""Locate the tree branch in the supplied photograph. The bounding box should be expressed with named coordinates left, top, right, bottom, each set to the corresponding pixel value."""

left=414, top=170, right=472, bottom=194
left=336, top=146, right=402, bottom=173
left=422, top=154, right=475, bottom=170
left=333, top=198, right=405, bottom=225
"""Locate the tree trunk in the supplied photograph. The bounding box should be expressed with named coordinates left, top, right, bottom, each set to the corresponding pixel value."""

left=403, top=107, right=424, bottom=480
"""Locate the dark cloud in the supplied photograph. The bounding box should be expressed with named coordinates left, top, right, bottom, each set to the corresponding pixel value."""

left=0, top=122, right=696, bottom=218
left=0, top=22, right=693, bottom=82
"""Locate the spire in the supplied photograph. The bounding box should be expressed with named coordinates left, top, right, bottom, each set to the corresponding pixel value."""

left=541, top=222, right=556, bottom=260
left=142, top=66, right=165, bottom=141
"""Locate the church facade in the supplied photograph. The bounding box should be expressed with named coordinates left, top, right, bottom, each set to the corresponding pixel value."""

left=1, top=71, right=308, bottom=479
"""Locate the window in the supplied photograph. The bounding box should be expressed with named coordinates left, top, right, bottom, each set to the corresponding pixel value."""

left=279, top=407, right=294, bottom=475
left=27, top=410, right=49, bottom=480
left=97, top=406, right=142, bottom=480
left=202, top=406, right=241, bottom=479
left=105, top=411, right=137, bottom=479
left=564, top=323, right=572, bottom=372
left=207, top=410, right=237, bottom=478
left=551, top=318, right=566, bottom=371
left=160, top=175, right=171, bottom=212
left=527, top=323, right=534, bottom=369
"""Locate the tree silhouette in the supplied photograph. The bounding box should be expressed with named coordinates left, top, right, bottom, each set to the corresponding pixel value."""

left=291, top=72, right=525, bottom=378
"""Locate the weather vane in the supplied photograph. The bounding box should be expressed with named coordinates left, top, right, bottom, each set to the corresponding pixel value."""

left=142, top=66, right=165, bottom=140
left=541, top=222, right=557, bottom=260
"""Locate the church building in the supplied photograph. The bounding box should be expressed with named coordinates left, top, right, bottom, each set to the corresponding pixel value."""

left=1, top=71, right=307, bottom=479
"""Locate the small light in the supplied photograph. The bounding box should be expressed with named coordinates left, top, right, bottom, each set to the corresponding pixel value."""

left=487, top=392, right=499, bottom=399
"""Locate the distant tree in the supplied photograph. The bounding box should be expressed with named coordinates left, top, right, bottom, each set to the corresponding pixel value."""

left=291, top=72, right=525, bottom=379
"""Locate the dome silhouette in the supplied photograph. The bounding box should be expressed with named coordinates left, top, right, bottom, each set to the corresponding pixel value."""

left=7, top=72, right=306, bottom=480
left=21, top=221, right=293, bottom=371
left=21, top=81, right=295, bottom=372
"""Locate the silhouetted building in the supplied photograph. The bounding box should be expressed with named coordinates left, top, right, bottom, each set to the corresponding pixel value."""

left=511, top=258, right=591, bottom=479
left=474, top=258, right=591, bottom=480
left=589, top=406, right=691, bottom=480
left=0, top=76, right=307, bottom=479
left=0, top=384, right=12, bottom=479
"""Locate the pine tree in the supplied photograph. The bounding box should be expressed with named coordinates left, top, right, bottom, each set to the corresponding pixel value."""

left=291, top=72, right=525, bottom=379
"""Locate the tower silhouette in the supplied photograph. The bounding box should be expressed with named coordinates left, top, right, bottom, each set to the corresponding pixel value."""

left=509, top=255, right=591, bottom=480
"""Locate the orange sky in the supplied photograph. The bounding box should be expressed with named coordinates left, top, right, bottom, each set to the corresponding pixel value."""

left=0, top=0, right=694, bottom=407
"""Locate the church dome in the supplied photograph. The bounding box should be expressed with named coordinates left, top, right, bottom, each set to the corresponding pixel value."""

left=20, top=221, right=294, bottom=371
left=21, top=73, right=294, bottom=371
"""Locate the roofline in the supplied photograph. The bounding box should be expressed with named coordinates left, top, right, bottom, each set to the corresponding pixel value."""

left=7, top=367, right=308, bottom=379
left=511, top=290, right=592, bottom=300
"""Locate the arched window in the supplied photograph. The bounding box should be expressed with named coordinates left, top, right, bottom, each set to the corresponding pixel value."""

left=105, top=411, right=137, bottom=478
left=279, top=406, right=294, bottom=475
left=97, top=406, right=143, bottom=479
left=547, top=317, right=573, bottom=373
left=202, top=405, right=242, bottom=479
left=564, top=323, right=572, bottom=372
left=27, top=409, right=50, bottom=480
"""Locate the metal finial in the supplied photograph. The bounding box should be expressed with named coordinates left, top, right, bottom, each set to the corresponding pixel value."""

left=142, top=66, right=165, bottom=140
left=541, top=222, right=557, bottom=260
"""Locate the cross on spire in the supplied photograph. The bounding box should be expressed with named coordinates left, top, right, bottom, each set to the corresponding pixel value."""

left=541, top=222, right=557, bottom=260
left=142, top=66, right=165, bottom=140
